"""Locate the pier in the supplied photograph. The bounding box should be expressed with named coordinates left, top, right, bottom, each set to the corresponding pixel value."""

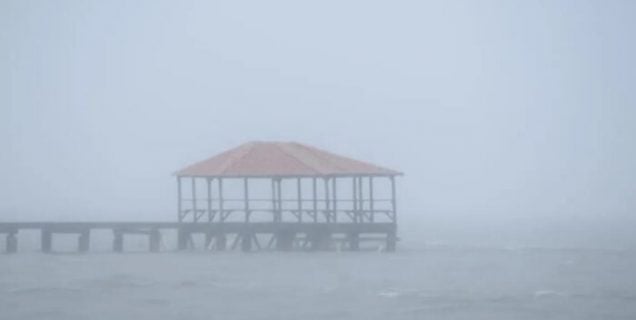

left=0, top=222, right=396, bottom=253
left=2, top=142, right=402, bottom=254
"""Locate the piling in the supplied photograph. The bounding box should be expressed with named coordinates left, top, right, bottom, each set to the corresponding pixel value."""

left=149, top=228, right=161, bottom=252
left=41, top=229, right=52, bottom=253
left=113, top=230, right=124, bottom=253
left=6, top=233, right=18, bottom=253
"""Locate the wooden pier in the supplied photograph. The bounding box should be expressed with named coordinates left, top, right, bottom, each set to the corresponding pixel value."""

left=0, top=222, right=397, bottom=254
left=2, top=142, right=403, bottom=255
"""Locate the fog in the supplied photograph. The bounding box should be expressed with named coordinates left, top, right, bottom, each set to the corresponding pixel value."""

left=4, top=1, right=636, bottom=319
left=3, top=1, right=636, bottom=246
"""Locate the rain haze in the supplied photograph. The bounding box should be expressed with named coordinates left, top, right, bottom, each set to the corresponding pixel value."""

left=2, top=0, right=636, bottom=319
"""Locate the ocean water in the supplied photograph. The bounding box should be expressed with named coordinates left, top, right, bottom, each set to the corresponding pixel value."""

left=2, top=243, right=636, bottom=320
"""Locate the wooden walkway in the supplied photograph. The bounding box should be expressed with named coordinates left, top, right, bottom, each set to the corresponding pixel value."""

left=0, top=222, right=397, bottom=253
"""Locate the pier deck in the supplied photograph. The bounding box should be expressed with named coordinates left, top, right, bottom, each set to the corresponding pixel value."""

left=0, top=222, right=397, bottom=254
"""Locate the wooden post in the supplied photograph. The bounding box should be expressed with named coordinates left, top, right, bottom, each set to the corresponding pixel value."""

left=312, top=177, right=318, bottom=223
left=369, top=176, right=374, bottom=223
left=177, top=176, right=183, bottom=222
left=241, top=232, right=253, bottom=252
left=390, top=176, right=397, bottom=223
left=78, top=230, right=90, bottom=253
left=244, top=177, right=250, bottom=223
left=177, top=227, right=189, bottom=251
left=218, top=178, right=224, bottom=222
left=149, top=229, right=161, bottom=252
left=386, top=229, right=397, bottom=252
left=113, top=230, right=124, bottom=253
left=276, top=229, right=295, bottom=251
left=309, top=227, right=330, bottom=251
left=215, top=233, right=227, bottom=251
left=271, top=178, right=278, bottom=222
left=352, top=177, right=358, bottom=223
left=191, top=177, right=198, bottom=222
left=41, top=229, right=52, bottom=253
left=277, top=178, right=283, bottom=222
left=204, top=232, right=214, bottom=250
left=297, top=178, right=302, bottom=223
left=358, top=176, right=364, bottom=221
left=6, top=233, right=17, bottom=253
left=207, top=178, right=213, bottom=222
left=332, top=177, right=337, bottom=222
left=324, top=178, right=331, bottom=223
left=349, top=232, right=360, bottom=251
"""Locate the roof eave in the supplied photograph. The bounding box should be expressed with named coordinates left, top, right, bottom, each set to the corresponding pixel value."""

left=174, top=172, right=403, bottom=178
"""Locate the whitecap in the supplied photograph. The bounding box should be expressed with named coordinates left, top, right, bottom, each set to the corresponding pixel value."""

left=378, top=290, right=401, bottom=298
left=533, top=290, right=567, bottom=298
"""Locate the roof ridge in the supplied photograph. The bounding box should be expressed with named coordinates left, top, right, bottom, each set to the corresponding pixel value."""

left=291, top=142, right=351, bottom=173
left=296, top=142, right=396, bottom=174
left=216, top=142, right=257, bottom=174
left=274, top=142, right=322, bottom=175
left=176, top=141, right=401, bottom=177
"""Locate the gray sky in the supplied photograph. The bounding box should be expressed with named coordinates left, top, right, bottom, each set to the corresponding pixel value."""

left=2, top=0, right=635, bottom=246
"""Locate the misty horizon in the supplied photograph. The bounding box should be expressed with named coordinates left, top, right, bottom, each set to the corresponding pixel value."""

left=3, top=1, right=636, bottom=249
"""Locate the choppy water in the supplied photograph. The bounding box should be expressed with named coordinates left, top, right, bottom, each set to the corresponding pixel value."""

left=2, top=244, right=636, bottom=320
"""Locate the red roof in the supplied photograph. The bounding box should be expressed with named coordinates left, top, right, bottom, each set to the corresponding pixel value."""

left=176, top=142, right=402, bottom=177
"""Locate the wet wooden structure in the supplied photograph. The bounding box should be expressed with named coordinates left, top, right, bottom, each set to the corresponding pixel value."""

left=0, top=222, right=397, bottom=253
left=1, top=142, right=402, bottom=254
